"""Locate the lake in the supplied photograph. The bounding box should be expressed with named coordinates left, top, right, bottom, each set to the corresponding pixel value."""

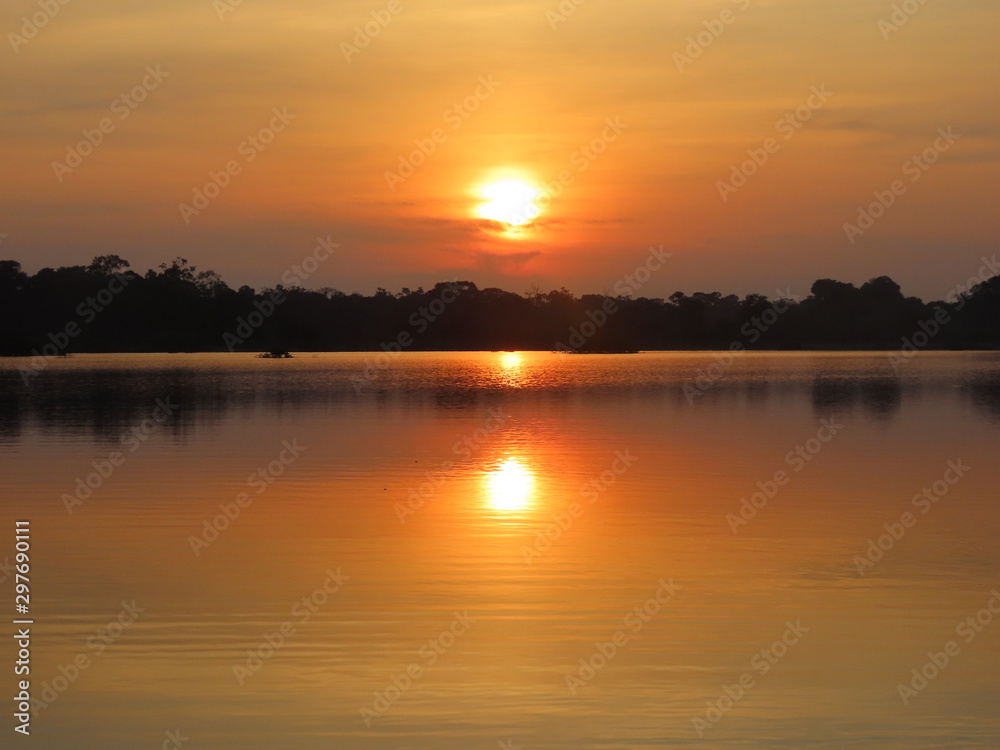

left=1, top=351, right=999, bottom=749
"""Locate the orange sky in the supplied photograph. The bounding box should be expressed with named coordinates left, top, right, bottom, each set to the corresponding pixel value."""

left=1, top=0, right=997, bottom=299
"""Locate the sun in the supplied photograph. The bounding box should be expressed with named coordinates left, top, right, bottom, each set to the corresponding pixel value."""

left=477, top=179, right=542, bottom=228
left=485, top=457, right=535, bottom=511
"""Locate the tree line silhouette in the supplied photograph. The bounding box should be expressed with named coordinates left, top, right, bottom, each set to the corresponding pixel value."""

left=1, top=255, right=998, bottom=355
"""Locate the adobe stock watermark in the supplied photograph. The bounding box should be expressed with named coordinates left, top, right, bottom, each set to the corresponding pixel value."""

left=565, top=578, right=681, bottom=695
left=385, top=76, right=500, bottom=191
left=0, top=557, right=13, bottom=585
left=878, top=0, right=930, bottom=40
left=30, top=600, right=145, bottom=715
left=683, top=289, right=798, bottom=403
left=341, top=0, right=404, bottom=62
left=717, top=85, right=832, bottom=202
left=493, top=117, right=628, bottom=227
left=157, top=730, right=190, bottom=750
left=888, top=308, right=956, bottom=371
left=566, top=116, right=629, bottom=175
left=17, top=272, right=133, bottom=384
left=63, top=397, right=180, bottom=514
left=508, top=118, right=629, bottom=224
left=351, top=281, right=464, bottom=392
left=545, top=0, right=587, bottom=30
left=555, top=244, right=669, bottom=352
left=852, top=459, right=971, bottom=576
left=897, top=589, right=1000, bottom=705
left=52, top=66, right=169, bottom=182
left=187, top=439, right=307, bottom=555
left=359, top=611, right=477, bottom=726
left=888, top=255, right=1000, bottom=371
left=726, top=417, right=843, bottom=533
left=581, top=449, right=638, bottom=502
left=674, top=0, right=751, bottom=72
left=8, top=0, right=72, bottom=53
left=222, top=235, right=338, bottom=351
left=233, top=568, right=350, bottom=684
left=178, top=107, right=296, bottom=224
left=843, top=127, right=961, bottom=244
left=944, top=254, right=1000, bottom=304
left=213, top=0, right=245, bottom=20
left=395, top=408, right=508, bottom=522
left=523, top=449, right=637, bottom=563
left=691, top=619, right=809, bottom=736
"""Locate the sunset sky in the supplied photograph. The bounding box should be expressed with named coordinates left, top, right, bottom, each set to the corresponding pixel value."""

left=1, top=0, right=997, bottom=300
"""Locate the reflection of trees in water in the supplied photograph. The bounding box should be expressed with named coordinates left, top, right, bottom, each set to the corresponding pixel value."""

left=811, top=376, right=902, bottom=421
left=0, top=368, right=232, bottom=446
left=6, top=358, right=1000, bottom=444
left=1, top=365, right=516, bottom=445
left=743, top=381, right=771, bottom=407
left=860, top=379, right=903, bottom=418
left=967, top=377, right=1000, bottom=421
left=0, top=389, right=22, bottom=444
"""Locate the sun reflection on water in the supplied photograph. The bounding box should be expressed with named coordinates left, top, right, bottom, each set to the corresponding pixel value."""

left=494, top=351, right=528, bottom=389
left=500, top=352, right=522, bottom=369
left=484, top=457, right=535, bottom=511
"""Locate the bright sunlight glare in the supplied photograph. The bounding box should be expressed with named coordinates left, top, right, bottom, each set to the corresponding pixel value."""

left=477, top=180, right=541, bottom=227
left=485, top=457, right=535, bottom=511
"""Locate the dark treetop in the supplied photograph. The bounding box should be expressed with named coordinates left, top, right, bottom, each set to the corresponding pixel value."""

left=1, top=256, right=998, bottom=354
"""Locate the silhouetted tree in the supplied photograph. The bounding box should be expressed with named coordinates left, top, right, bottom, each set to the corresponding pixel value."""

left=0, top=257, right=998, bottom=354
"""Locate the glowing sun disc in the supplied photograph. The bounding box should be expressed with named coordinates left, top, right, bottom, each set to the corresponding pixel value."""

left=485, top=457, right=535, bottom=511
left=478, top=180, right=541, bottom=227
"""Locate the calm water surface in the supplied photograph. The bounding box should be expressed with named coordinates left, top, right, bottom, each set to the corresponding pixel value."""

left=1, top=352, right=999, bottom=749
